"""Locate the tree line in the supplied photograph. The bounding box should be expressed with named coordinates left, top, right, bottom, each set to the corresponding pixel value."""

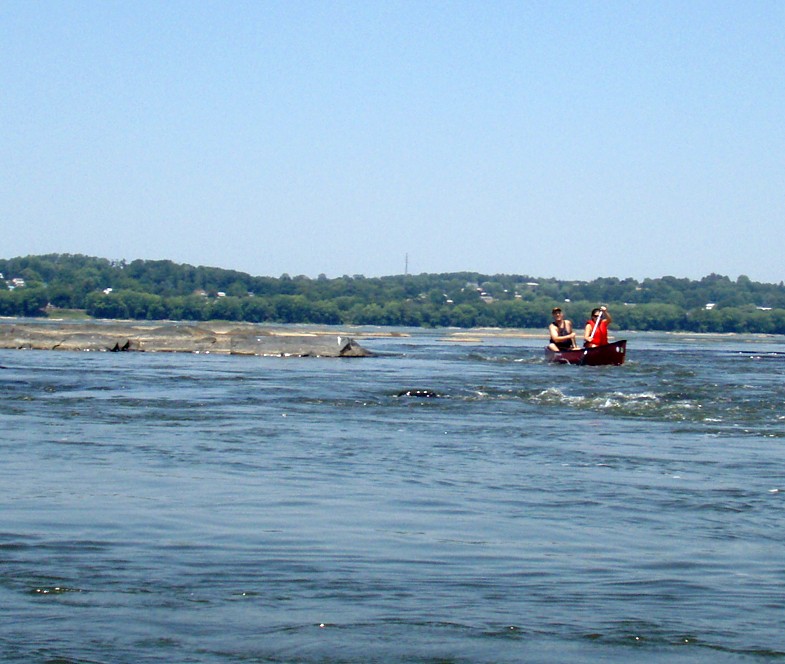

left=2, top=253, right=785, bottom=334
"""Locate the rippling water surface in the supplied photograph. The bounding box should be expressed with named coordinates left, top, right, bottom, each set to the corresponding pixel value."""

left=2, top=329, right=785, bottom=663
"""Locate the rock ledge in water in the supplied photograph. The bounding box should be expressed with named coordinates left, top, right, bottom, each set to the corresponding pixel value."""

left=0, top=322, right=372, bottom=357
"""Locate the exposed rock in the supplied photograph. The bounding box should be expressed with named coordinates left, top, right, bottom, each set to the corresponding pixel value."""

left=229, top=333, right=368, bottom=357
left=0, top=322, right=373, bottom=357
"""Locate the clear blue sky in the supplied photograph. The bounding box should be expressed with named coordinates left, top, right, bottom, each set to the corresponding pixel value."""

left=2, top=1, right=783, bottom=283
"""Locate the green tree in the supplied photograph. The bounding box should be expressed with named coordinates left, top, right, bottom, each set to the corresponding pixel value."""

left=209, top=296, right=243, bottom=321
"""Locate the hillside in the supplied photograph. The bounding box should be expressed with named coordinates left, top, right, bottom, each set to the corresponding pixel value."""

left=2, top=254, right=784, bottom=333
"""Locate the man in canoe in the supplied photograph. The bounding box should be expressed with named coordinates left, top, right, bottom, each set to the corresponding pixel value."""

left=548, top=307, right=578, bottom=351
left=584, top=306, right=612, bottom=348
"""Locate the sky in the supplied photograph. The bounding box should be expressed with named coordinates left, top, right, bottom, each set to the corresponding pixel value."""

left=2, top=1, right=784, bottom=283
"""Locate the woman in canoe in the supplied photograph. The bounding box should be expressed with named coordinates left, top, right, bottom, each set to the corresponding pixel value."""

left=548, top=307, right=578, bottom=351
left=584, top=306, right=612, bottom=348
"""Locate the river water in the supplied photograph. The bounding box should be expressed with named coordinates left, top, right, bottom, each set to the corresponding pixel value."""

left=2, top=329, right=785, bottom=663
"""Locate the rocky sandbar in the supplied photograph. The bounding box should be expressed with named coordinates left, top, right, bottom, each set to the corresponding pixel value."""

left=0, top=321, right=373, bottom=357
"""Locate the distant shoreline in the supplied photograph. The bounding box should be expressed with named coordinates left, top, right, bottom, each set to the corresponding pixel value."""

left=0, top=319, right=781, bottom=350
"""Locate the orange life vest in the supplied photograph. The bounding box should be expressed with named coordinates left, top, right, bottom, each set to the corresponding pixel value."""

left=585, top=319, right=608, bottom=346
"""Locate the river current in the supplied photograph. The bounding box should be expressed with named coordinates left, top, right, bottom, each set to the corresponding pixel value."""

left=2, top=328, right=785, bottom=663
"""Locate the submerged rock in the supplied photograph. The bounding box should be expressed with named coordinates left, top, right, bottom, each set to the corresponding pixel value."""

left=396, top=389, right=441, bottom=398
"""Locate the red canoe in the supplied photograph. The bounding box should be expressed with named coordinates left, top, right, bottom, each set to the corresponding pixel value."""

left=544, top=340, right=627, bottom=366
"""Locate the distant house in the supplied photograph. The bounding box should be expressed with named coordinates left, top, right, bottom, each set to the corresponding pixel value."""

left=705, top=303, right=716, bottom=310
left=11, top=278, right=25, bottom=288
